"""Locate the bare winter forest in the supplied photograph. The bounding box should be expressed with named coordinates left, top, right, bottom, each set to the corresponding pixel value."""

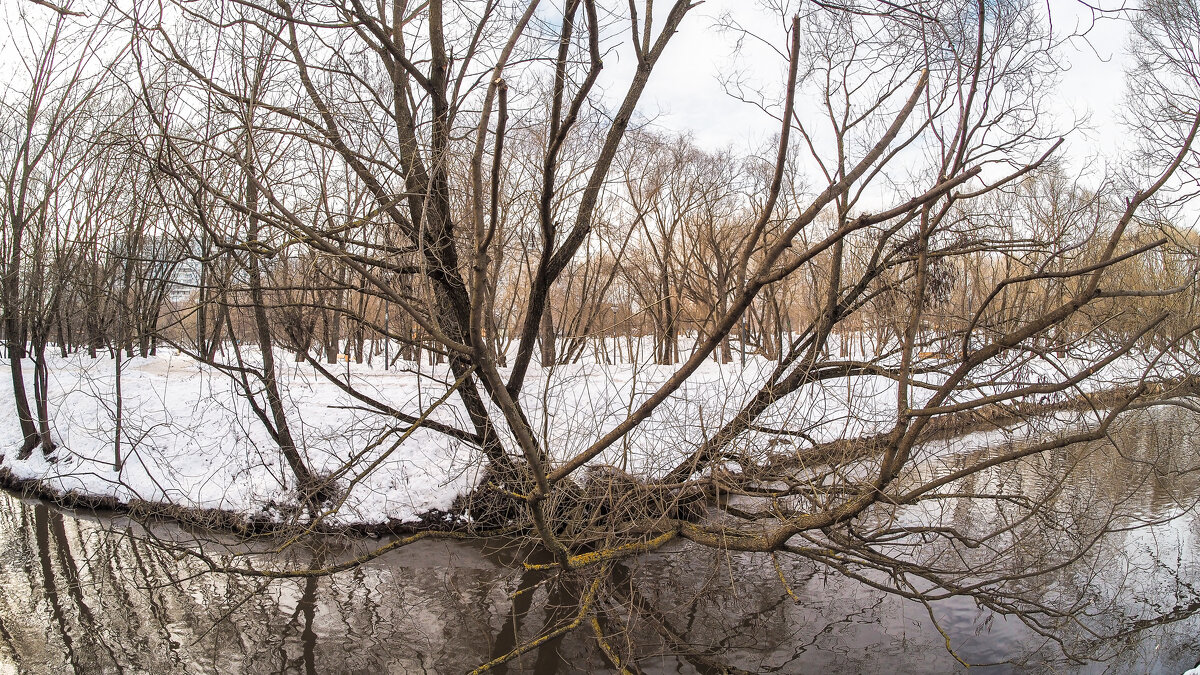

left=2, top=0, right=1200, bottom=671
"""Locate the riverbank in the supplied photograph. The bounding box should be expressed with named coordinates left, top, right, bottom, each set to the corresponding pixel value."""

left=0, top=349, right=1187, bottom=532
left=2, top=410, right=1198, bottom=674
left=0, top=465, right=454, bottom=538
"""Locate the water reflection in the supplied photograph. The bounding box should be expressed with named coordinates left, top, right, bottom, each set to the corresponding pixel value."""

left=0, top=409, right=1198, bottom=673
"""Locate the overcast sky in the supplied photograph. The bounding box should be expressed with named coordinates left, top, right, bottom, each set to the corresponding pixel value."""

left=595, top=1, right=1135, bottom=178
left=0, top=0, right=1143, bottom=191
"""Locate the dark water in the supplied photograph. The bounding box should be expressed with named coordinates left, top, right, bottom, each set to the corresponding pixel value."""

left=1, top=409, right=1199, bottom=674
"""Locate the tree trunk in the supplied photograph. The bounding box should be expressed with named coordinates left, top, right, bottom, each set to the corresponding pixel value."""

left=539, top=302, right=556, bottom=367
left=246, top=160, right=316, bottom=494
left=31, top=337, right=55, bottom=456
left=5, top=222, right=39, bottom=458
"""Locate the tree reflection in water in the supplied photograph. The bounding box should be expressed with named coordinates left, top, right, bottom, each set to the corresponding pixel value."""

left=0, top=408, right=1197, bottom=673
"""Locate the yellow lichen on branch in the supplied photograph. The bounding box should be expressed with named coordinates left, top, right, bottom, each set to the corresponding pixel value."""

left=523, top=529, right=678, bottom=571
left=772, top=552, right=801, bottom=603
left=468, top=571, right=605, bottom=674
left=591, top=615, right=635, bottom=674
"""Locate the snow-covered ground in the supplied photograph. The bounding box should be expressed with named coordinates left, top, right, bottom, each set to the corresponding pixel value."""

left=0, top=339, right=1181, bottom=526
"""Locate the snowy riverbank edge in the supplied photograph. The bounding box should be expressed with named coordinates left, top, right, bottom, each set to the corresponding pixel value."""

left=2, top=377, right=1189, bottom=538
left=0, top=465, right=463, bottom=538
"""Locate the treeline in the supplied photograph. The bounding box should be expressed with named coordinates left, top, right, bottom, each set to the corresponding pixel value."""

left=4, top=123, right=1194, bottom=378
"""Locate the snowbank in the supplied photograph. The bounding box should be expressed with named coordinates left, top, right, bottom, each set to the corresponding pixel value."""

left=0, top=343, right=1177, bottom=526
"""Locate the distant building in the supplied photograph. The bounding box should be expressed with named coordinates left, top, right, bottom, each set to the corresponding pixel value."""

left=168, top=260, right=200, bottom=304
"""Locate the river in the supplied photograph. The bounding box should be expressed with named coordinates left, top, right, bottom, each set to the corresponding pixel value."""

left=0, top=408, right=1198, bottom=673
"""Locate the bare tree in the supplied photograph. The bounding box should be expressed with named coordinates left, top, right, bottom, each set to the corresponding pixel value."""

left=1, top=2, right=122, bottom=458
left=5, top=0, right=1198, bottom=669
